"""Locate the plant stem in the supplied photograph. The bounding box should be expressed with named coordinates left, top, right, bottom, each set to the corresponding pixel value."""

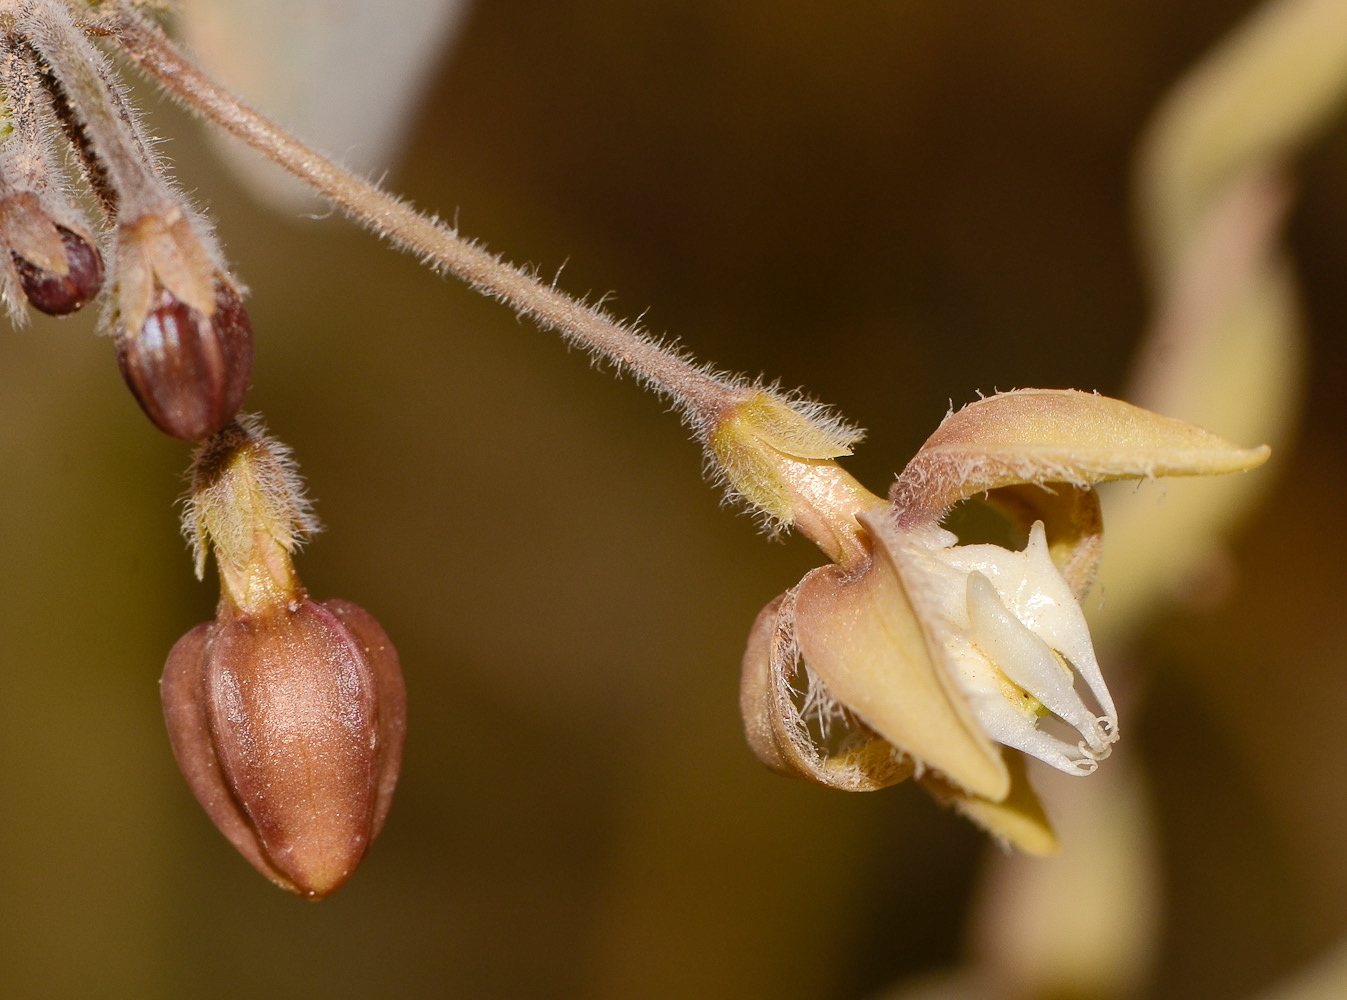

left=23, top=0, right=172, bottom=219
left=98, top=2, right=745, bottom=435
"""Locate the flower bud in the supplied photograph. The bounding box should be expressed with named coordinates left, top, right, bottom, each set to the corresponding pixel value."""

left=12, top=223, right=104, bottom=315
left=0, top=192, right=104, bottom=316
left=164, top=418, right=405, bottom=897
left=116, top=279, right=254, bottom=440
left=162, top=595, right=406, bottom=899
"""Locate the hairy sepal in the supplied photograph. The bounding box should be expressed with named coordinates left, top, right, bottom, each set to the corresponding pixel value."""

left=740, top=588, right=914, bottom=791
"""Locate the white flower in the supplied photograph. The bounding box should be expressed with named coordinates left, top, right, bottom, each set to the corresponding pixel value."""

left=907, top=519, right=1117, bottom=776
left=735, top=388, right=1269, bottom=853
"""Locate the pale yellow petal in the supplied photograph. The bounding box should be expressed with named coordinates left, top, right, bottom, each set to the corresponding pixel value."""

left=921, top=751, right=1058, bottom=857
left=795, top=547, right=1008, bottom=801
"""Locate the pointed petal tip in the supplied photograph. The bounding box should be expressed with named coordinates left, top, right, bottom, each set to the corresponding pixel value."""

left=893, top=389, right=1274, bottom=522
left=1239, top=442, right=1272, bottom=469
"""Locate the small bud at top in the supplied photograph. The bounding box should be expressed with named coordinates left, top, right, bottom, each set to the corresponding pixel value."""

left=114, top=211, right=251, bottom=440
left=116, top=279, right=254, bottom=441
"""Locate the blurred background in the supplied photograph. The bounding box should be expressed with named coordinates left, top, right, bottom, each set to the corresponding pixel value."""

left=2, top=0, right=1346, bottom=997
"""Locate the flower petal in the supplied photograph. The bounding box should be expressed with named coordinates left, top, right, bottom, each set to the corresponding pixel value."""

left=947, top=522, right=1117, bottom=731
left=891, top=389, right=1270, bottom=526
left=795, top=536, right=1009, bottom=801
left=965, top=571, right=1113, bottom=772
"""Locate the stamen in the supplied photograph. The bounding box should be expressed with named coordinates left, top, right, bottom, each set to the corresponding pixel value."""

left=966, top=571, right=1112, bottom=754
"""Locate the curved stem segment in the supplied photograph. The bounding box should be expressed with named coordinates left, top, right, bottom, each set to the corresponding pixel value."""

left=97, top=2, right=743, bottom=435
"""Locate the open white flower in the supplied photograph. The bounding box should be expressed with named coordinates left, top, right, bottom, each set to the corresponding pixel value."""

left=734, top=389, right=1269, bottom=853
left=905, top=519, right=1117, bottom=777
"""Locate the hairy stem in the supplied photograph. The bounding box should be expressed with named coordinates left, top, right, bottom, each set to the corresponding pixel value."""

left=99, top=3, right=745, bottom=434
left=22, top=0, right=173, bottom=218
left=0, top=41, right=56, bottom=192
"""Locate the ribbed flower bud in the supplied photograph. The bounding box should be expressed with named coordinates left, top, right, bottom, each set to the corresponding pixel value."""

left=13, top=223, right=104, bottom=315
left=116, top=279, right=253, bottom=441
left=114, top=213, right=254, bottom=440
left=162, top=419, right=406, bottom=898
left=163, top=594, right=405, bottom=898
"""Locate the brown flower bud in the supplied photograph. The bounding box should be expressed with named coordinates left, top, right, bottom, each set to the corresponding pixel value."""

left=0, top=191, right=104, bottom=317
left=162, top=596, right=406, bottom=899
left=115, top=280, right=254, bottom=441
left=12, top=224, right=104, bottom=316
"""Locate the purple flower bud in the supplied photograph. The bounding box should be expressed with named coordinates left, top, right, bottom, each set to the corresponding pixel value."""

left=161, top=597, right=406, bottom=899
left=11, top=224, right=104, bottom=315
left=116, top=280, right=254, bottom=441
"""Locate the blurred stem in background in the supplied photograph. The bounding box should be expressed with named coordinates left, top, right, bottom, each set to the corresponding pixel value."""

left=886, top=0, right=1347, bottom=997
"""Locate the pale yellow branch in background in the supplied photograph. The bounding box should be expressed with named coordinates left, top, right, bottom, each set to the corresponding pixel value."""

left=886, top=2, right=1347, bottom=998
left=1097, top=0, right=1347, bottom=644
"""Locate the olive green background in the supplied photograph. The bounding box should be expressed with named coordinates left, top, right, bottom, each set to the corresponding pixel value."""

left=3, top=2, right=1346, bottom=998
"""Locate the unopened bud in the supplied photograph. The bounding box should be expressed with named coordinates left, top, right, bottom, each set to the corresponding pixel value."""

left=162, top=595, right=406, bottom=899
left=12, top=224, right=104, bottom=315
left=116, top=280, right=254, bottom=440
left=0, top=192, right=104, bottom=317
left=164, top=418, right=407, bottom=897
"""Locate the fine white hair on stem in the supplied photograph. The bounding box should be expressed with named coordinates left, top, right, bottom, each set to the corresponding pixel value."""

left=99, top=3, right=761, bottom=439
left=93, top=1, right=875, bottom=542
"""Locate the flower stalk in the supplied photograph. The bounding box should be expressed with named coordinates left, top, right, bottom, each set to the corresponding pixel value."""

left=0, top=3, right=1274, bottom=864
left=100, top=1, right=749, bottom=436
